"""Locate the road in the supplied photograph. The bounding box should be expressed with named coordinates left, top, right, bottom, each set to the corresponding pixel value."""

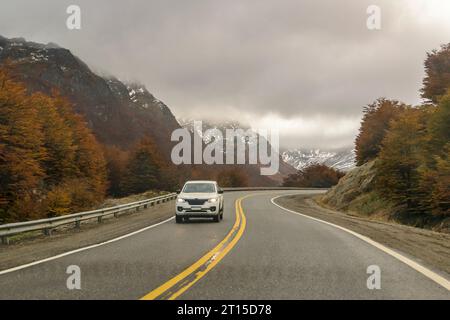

left=0, top=190, right=449, bottom=299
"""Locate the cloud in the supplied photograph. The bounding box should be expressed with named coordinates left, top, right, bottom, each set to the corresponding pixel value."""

left=0, top=0, right=449, bottom=148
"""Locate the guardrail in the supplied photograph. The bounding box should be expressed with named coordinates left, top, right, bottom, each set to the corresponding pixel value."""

left=0, top=187, right=327, bottom=245
left=0, top=193, right=177, bottom=245
left=222, top=187, right=328, bottom=192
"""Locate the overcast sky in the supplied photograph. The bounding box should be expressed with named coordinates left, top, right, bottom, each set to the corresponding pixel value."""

left=1, top=0, right=450, bottom=149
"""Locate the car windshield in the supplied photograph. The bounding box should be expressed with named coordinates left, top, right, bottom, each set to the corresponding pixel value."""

left=183, top=183, right=216, bottom=193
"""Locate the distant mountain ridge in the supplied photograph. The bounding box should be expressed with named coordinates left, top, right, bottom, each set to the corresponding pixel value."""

left=178, top=118, right=297, bottom=184
left=282, top=148, right=356, bottom=172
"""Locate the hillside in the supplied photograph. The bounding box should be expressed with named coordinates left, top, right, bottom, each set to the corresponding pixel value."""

left=320, top=161, right=450, bottom=233
left=0, top=35, right=179, bottom=158
left=321, top=160, right=381, bottom=211
left=0, top=35, right=290, bottom=188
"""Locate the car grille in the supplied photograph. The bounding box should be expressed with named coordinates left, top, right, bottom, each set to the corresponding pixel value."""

left=186, top=199, right=207, bottom=205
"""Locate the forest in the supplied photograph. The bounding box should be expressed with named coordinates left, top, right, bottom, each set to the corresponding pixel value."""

left=354, top=43, right=450, bottom=218
left=0, top=69, right=250, bottom=223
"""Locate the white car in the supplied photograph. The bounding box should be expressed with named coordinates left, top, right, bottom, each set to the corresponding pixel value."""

left=175, top=180, right=224, bottom=223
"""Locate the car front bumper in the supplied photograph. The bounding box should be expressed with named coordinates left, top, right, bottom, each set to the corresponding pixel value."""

left=175, top=202, right=219, bottom=217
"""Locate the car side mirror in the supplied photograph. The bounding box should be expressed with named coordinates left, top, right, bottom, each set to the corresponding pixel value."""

left=218, top=189, right=224, bottom=194
left=176, top=189, right=181, bottom=194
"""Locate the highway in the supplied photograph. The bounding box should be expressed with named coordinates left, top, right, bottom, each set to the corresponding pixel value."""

left=0, top=190, right=449, bottom=299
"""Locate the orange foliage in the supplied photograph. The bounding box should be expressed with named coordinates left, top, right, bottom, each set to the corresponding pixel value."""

left=216, top=167, right=249, bottom=187
left=355, top=98, right=405, bottom=166
left=282, top=164, right=344, bottom=188
left=0, top=68, right=107, bottom=222
left=421, top=43, right=450, bottom=104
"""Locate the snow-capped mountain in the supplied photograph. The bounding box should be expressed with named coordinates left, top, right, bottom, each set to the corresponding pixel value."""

left=177, top=118, right=297, bottom=182
left=282, top=148, right=356, bottom=172
left=177, top=118, right=255, bottom=145
left=178, top=118, right=355, bottom=173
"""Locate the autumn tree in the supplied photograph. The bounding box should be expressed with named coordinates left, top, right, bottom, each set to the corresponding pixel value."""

left=0, top=69, right=46, bottom=222
left=34, top=92, right=77, bottom=186
left=419, top=146, right=450, bottom=217
left=421, top=43, right=450, bottom=104
left=103, top=146, right=130, bottom=196
left=418, top=93, right=450, bottom=216
left=122, top=136, right=167, bottom=194
left=355, top=98, right=405, bottom=166
left=38, top=93, right=107, bottom=217
left=374, top=107, right=429, bottom=213
left=216, top=167, right=249, bottom=187
left=282, top=164, right=344, bottom=188
left=427, top=91, right=450, bottom=152
left=0, top=68, right=107, bottom=222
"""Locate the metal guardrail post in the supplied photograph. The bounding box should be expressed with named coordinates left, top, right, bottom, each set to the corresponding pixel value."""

left=1, top=236, right=9, bottom=245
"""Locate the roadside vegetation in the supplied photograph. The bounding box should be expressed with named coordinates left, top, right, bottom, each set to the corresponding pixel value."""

left=0, top=69, right=107, bottom=223
left=0, top=67, right=253, bottom=223
left=217, top=167, right=249, bottom=187
left=322, top=43, right=450, bottom=230
left=282, top=164, right=344, bottom=188
left=0, top=68, right=178, bottom=223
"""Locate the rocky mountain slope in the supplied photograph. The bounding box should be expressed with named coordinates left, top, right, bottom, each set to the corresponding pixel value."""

left=282, top=148, right=355, bottom=172
left=0, top=35, right=290, bottom=186
left=178, top=118, right=297, bottom=185
left=0, top=35, right=180, bottom=158
left=321, top=160, right=377, bottom=210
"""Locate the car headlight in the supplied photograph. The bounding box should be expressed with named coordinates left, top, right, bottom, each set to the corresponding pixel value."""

left=208, top=198, right=218, bottom=203
left=177, top=198, right=185, bottom=203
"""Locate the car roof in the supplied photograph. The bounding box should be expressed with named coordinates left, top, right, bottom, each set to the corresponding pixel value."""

left=184, top=180, right=217, bottom=184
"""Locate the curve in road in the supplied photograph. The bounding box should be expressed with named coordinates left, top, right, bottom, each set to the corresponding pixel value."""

left=0, top=190, right=448, bottom=299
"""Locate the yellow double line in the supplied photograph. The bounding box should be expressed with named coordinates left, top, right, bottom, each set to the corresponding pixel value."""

left=140, top=195, right=248, bottom=300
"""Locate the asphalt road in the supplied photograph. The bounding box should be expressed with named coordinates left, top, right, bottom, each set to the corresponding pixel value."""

left=0, top=190, right=449, bottom=299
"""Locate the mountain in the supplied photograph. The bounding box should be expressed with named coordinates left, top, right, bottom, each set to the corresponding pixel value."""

left=179, top=118, right=354, bottom=174
left=0, top=35, right=180, bottom=158
left=282, top=148, right=356, bottom=172
left=0, top=35, right=290, bottom=187
left=178, top=118, right=297, bottom=185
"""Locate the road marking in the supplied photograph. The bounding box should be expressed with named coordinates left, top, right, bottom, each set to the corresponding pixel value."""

left=271, top=195, right=450, bottom=291
left=141, top=196, right=248, bottom=300
left=0, top=217, right=174, bottom=276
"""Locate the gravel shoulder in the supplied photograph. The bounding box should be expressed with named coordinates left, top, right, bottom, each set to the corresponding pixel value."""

left=0, top=201, right=174, bottom=271
left=275, top=194, right=450, bottom=277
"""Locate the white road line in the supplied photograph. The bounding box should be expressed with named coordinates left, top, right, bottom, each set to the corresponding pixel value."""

left=270, top=195, right=450, bottom=291
left=0, top=216, right=174, bottom=276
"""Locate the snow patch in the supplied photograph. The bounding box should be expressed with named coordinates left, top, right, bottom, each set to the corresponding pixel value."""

left=30, top=51, right=49, bottom=62
left=282, top=148, right=356, bottom=172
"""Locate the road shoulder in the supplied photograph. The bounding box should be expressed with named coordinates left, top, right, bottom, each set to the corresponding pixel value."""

left=0, top=201, right=174, bottom=271
left=274, top=194, right=450, bottom=277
